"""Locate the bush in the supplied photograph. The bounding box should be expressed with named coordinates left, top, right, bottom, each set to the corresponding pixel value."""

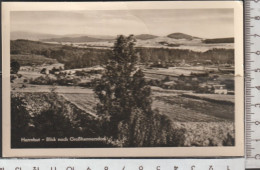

left=11, top=60, right=20, bottom=74
left=30, top=75, right=80, bottom=86
left=11, top=74, right=17, bottom=81
left=17, top=74, right=22, bottom=78
left=30, top=75, right=55, bottom=85
left=222, top=132, right=235, bottom=146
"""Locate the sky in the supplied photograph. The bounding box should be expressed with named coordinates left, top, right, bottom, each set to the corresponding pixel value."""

left=11, top=9, right=234, bottom=38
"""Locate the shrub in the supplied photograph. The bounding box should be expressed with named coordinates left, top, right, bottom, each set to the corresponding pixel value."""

left=17, top=74, right=22, bottom=78
left=30, top=75, right=55, bottom=85
left=11, top=60, right=20, bottom=74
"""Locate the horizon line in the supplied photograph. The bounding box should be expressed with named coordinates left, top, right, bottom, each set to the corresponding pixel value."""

left=10, top=31, right=234, bottom=39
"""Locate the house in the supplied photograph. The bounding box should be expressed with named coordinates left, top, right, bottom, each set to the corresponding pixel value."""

left=213, top=85, right=228, bottom=94
left=218, top=66, right=235, bottom=74
left=163, top=81, right=177, bottom=89
left=203, top=60, right=213, bottom=65
left=40, top=68, right=49, bottom=75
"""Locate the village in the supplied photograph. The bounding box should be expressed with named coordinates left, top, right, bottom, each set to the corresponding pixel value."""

left=16, top=58, right=234, bottom=96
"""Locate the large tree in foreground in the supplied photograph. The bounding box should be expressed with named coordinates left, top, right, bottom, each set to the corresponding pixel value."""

left=94, top=35, right=152, bottom=139
left=94, top=35, right=185, bottom=147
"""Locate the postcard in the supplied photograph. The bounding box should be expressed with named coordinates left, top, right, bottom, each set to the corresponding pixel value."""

left=2, top=1, right=244, bottom=157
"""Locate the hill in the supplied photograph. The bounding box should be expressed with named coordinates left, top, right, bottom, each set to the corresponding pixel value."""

left=11, top=54, right=58, bottom=66
left=167, top=33, right=200, bottom=40
left=10, top=39, right=109, bottom=69
left=85, top=35, right=115, bottom=40
left=11, top=31, right=62, bottom=41
left=11, top=39, right=62, bottom=54
left=41, top=36, right=112, bottom=43
left=135, top=34, right=158, bottom=40
left=42, top=34, right=158, bottom=42
left=11, top=31, right=116, bottom=42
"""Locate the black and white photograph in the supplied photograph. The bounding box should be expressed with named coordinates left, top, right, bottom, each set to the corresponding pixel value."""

left=2, top=2, right=244, bottom=157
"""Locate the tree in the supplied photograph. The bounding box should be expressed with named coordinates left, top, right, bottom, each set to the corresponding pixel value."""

left=93, top=35, right=152, bottom=139
left=11, top=60, right=20, bottom=74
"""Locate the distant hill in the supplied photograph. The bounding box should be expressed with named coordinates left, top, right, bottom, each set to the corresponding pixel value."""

left=11, top=31, right=62, bottom=41
left=65, top=34, right=115, bottom=40
left=11, top=31, right=116, bottom=42
left=42, top=34, right=158, bottom=42
left=86, top=35, right=115, bottom=40
left=167, top=33, right=200, bottom=40
left=134, top=34, right=158, bottom=40
left=41, top=36, right=112, bottom=43
left=203, top=38, right=234, bottom=44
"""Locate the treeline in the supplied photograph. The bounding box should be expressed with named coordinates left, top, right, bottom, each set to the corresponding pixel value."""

left=11, top=39, right=62, bottom=54
left=203, top=38, right=234, bottom=44
left=40, top=46, right=108, bottom=69
left=11, top=40, right=109, bottom=69
left=11, top=40, right=234, bottom=69
left=137, top=48, right=234, bottom=64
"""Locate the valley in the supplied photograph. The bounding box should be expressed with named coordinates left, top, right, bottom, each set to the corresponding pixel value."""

left=10, top=32, right=235, bottom=148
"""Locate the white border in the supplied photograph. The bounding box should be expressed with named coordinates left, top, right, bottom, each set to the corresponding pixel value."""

left=2, top=1, right=244, bottom=157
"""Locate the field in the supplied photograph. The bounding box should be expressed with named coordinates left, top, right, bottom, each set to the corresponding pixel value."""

left=153, top=95, right=234, bottom=121
left=60, top=93, right=98, bottom=118
left=60, top=90, right=235, bottom=146
left=182, top=93, right=234, bottom=104
left=69, top=36, right=234, bottom=52
left=144, top=67, right=205, bottom=77
left=14, top=84, right=233, bottom=123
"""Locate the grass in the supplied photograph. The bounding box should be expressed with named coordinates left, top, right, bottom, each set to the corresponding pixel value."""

left=182, top=93, right=234, bottom=103
left=12, top=82, right=234, bottom=122
left=59, top=89, right=233, bottom=122
left=152, top=100, right=224, bottom=122
left=61, top=93, right=98, bottom=117
left=154, top=95, right=234, bottom=121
